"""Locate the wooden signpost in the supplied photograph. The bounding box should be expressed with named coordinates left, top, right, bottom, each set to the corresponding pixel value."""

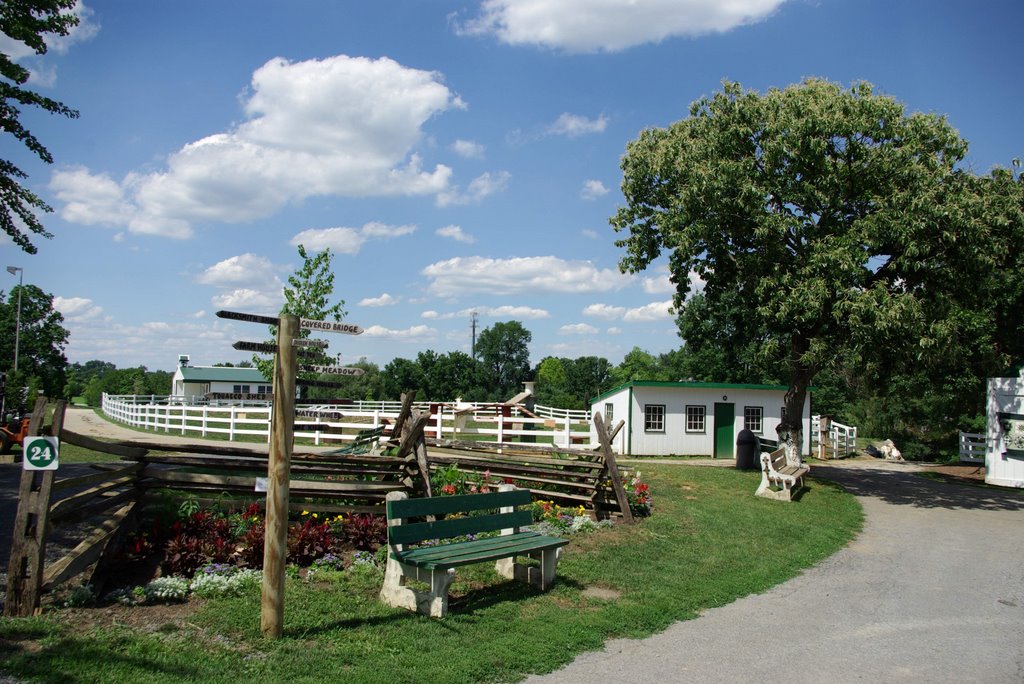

left=215, top=308, right=364, bottom=639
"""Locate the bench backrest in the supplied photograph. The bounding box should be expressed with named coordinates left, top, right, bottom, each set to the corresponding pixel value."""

left=762, top=447, right=786, bottom=473
left=386, top=490, right=533, bottom=547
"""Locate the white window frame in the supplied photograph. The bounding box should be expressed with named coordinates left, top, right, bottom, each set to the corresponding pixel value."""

left=744, top=406, right=764, bottom=434
left=685, top=405, right=706, bottom=433
left=604, top=402, right=614, bottom=425
left=644, top=404, right=666, bottom=433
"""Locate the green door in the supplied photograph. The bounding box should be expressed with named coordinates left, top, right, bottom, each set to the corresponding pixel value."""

left=713, top=403, right=735, bottom=459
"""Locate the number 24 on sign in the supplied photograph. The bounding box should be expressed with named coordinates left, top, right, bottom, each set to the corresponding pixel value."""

left=24, top=436, right=59, bottom=471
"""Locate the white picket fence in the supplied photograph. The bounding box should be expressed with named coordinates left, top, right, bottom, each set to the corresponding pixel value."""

left=811, top=415, right=858, bottom=459
left=101, top=394, right=593, bottom=448
left=958, top=432, right=985, bottom=464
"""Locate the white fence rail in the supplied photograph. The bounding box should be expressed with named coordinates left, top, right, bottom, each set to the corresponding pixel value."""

left=811, top=415, right=858, bottom=459
left=101, top=394, right=594, bottom=449
left=958, top=431, right=985, bottom=464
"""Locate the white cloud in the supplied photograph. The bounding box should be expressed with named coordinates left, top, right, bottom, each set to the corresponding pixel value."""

left=53, top=296, right=104, bottom=321
left=196, top=254, right=285, bottom=311
left=437, top=170, right=510, bottom=206
left=642, top=273, right=675, bottom=295
left=623, top=300, right=674, bottom=321
left=52, top=54, right=462, bottom=238
left=607, top=326, right=622, bottom=335
left=421, top=305, right=550, bottom=320
left=458, top=0, right=787, bottom=53
left=583, top=303, right=626, bottom=320
left=581, top=228, right=600, bottom=240
left=290, top=222, right=416, bottom=255
left=548, top=113, right=607, bottom=137
left=452, top=139, right=485, bottom=159
left=359, top=293, right=400, bottom=307
left=559, top=323, right=598, bottom=335
left=210, top=288, right=283, bottom=310
left=362, top=324, right=438, bottom=341
left=641, top=267, right=705, bottom=296
left=50, top=166, right=135, bottom=228
left=422, top=256, right=630, bottom=297
left=196, top=253, right=279, bottom=287
left=436, top=224, right=476, bottom=244
left=581, top=179, right=610, bottom=200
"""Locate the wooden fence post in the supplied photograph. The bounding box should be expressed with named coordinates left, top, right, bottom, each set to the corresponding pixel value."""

left=593, top=412, right=634, bottom=524
left=260, top=314, right=297, bottom=639
left=4, top=399, right=63, bottom=616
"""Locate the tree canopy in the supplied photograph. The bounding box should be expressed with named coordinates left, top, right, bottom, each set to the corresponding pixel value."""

left=474, top=321, right=532, bottom=400
left=1, top=0, right=80, bottom=253
left=612, top=79, right=1023, bottom=461
left=1, top=284, right=70, bottom=410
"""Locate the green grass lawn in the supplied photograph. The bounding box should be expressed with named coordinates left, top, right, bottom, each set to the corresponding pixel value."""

left=0, top=464, right=862, bottom=683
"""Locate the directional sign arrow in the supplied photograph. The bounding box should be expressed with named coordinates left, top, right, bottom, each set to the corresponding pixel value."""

left=217, top=309, right=279, bottom=326
left=299, top=365, right=365, bottom=377
left=296, top=378, right=347, bottom=389
left=292, top=338, right=329, bottom=349
left=299, top=318, right=364, bottom=335
left=233, top=341, right=322, bottom=359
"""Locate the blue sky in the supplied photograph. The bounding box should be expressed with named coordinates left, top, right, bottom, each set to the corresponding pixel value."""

left=2, top=0, right=1021, bottom=373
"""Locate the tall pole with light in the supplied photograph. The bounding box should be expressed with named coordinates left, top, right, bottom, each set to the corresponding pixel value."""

left=6, top=266, right=22, bottom=373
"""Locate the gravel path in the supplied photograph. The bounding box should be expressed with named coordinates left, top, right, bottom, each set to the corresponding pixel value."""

left=527, top=463, right=1024, bottom=684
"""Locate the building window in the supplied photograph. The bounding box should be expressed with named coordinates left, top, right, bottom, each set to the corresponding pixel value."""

left=644, top=404, right=666, bottom=433
left=233, top=384, right=251, bottom=394
left=686, top=405, right=706, bottom=433
left=744, top=406, right=763, bottom=433
left=604, top=403, right=614, bottom=425
left=258, top=385, right=272, bottom=395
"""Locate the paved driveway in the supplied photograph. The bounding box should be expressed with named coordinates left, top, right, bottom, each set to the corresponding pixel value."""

left=528, top=463, right=1024, bottom=683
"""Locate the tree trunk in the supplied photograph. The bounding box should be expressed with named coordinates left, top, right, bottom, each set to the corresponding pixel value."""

left=778, top=339, right=814, bottom=467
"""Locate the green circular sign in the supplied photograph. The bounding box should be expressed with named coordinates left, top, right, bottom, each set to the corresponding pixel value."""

left=24, top=436, right=59, bottom=470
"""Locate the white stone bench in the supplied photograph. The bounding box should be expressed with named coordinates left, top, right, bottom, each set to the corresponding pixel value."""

left=755, top=448, right=809, bottom=501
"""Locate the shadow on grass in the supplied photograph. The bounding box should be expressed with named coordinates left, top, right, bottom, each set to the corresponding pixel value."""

left=285, top=576, right=587, bottom=637
left=2, top=635, right=204, bottom=684
left=812, top=465, right=1024, bottom=511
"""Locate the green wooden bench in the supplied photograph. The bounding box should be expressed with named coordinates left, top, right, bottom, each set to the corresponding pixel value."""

left=328, top=425, right=386, bottom=455
left=379, top=486, right=569, bottom=617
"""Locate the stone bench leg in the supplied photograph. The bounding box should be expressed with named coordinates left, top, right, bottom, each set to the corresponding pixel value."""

left=495, top=546, right=563, bottom=590
left=380, top=555, right=456, bottom=618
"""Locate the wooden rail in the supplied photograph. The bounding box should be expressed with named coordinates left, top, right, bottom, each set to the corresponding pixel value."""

left=4, top=401, right=632, bottom=615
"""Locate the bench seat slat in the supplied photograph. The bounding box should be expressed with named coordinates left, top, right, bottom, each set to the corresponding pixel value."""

left=387, top=509, right=533, bottom=546
left=387, top=489, right=531, bottom=520
left=396, top=531, right=568, bottom=570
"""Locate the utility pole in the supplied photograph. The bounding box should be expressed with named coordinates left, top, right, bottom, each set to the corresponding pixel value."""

left=470, top=311, right=478, bottom=359
left=6, top=266, right=22, bottom=372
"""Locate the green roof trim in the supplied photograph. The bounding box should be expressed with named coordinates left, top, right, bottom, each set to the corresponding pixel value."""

left=178, top=366, right=268, bottom=383
left=590, top=380, right=814, bottom=404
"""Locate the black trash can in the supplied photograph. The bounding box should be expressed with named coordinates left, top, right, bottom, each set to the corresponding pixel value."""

left=735, top=429, right=760, bottom=470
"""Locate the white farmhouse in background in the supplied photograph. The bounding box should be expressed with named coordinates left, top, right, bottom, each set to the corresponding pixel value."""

left=590, top=380, right=811, bottom=458
left=169, top=355, right=271, bottom=402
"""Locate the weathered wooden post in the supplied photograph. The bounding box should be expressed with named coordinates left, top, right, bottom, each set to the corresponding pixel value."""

left=260, top=314, right=297, bottom=638
left=818, top=415, right=831, bottom=460
left=593, top=412, right=634, bottom=524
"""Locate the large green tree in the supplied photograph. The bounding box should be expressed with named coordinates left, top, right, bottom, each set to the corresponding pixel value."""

left=613, top=79, right=1020, bottom=463
left=1, top=284, right=69, bottom=409
left=475, top=321, right=531, bottom=400
left=1, top=0, right=80, bottom=253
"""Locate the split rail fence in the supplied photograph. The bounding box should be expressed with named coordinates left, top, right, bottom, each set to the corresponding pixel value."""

left=4, top=400, right=633, bottom=617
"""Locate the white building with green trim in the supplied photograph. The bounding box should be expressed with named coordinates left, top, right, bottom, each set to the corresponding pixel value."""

left=170, top=360, right=271, bottom=402
left=590, top=381, right=811, bottom=458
